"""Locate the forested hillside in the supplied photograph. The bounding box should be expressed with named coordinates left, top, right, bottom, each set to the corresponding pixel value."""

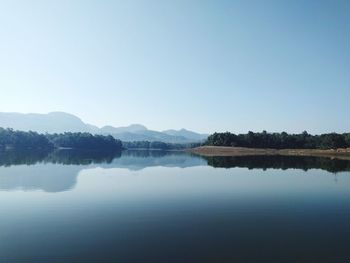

left=47, top=133, right=122, bottom=151
left=0, top=128, right=53, bottom=150
left=0, top=128, right=122, bottom=151
left=205, top=131, right=350, bottom=149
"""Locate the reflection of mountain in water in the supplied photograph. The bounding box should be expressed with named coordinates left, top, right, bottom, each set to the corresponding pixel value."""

left=107, top=150, right=206, bottom=170
left=204, top=155, right=350, bottom=173
left=0, top=150, right=205, bottom=193
left=0, top=150, right=350, bottom=193
left=0, top=149, right=120, bottom=192
left=0, top=150, right=204, bottom=168
left=0, top=164, right=82, bottom=192
left=47, top=149, right=121, bottom=165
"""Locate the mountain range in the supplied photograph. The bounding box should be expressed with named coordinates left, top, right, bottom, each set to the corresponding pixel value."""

left=0, top=112, right=208, bottom=143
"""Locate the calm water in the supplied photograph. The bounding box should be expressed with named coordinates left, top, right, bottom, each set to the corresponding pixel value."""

left=0, top=150, right=350, bottom=262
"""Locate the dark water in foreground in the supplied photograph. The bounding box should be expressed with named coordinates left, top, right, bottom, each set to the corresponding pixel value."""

left=0, top=150, right=350, bottom=262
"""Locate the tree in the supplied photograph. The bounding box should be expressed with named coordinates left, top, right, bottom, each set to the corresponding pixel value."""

left=204, top=131, right=350, bottom=150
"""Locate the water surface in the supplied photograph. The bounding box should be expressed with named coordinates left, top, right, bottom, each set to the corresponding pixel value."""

left=0, top=150, right=349, bottom=262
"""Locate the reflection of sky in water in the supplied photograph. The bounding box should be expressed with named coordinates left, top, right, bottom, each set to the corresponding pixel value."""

left=0, top=152, right=350, bottom=262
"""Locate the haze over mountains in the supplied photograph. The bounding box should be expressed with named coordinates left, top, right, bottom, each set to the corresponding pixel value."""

left=0, top=112, right=208, bottom=143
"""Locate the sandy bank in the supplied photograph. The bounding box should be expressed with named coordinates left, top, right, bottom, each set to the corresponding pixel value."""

left=189, top=146, right=350, bottom=160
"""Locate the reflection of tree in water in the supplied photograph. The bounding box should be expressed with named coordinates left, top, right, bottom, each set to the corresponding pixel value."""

left=0, top=149, right=188, bottom=167
left=0, top=149, right=51, bottom=167
left=123, top=150, right=184, bottom=158
left=0, top=149, right=122, bottom=167
left=46, top=149, right=121, bottom=165
left=1, top=150, right=350, bottom=173
left=0, top=149, right=197, bottom=168
left=204, top=155, right=350, bottom=173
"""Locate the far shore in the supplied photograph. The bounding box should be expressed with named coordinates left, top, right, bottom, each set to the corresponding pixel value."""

left=189, top=146, right=350, bottom=160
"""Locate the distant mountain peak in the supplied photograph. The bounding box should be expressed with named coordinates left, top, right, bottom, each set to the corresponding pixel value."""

left=162, top=128, right=208, bottom=141
left=100, top=124, right=147, bottom=134
left=48, top=111, right=77, bottom=116
left=47, top=111, right=83, bottom=121
left=128, top=124, right=147, bottom=131
left=0, top=112, right=207, bottom=143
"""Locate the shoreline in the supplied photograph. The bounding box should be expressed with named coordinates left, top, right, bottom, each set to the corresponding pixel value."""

left=189, top=146, right=350, bottom=160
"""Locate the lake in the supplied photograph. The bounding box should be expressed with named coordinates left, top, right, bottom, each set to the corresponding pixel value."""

left=0, top=150, right=350, bottom=262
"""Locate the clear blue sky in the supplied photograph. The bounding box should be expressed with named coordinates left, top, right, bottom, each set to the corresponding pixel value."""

left=1, top=0, right=349, bottom=134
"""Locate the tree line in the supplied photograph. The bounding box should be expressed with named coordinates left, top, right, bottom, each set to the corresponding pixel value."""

left=204, top=155, right=350, bottom=173
left=0, top=128, right=199, bottom=151
left=205, top=131, right=350, bottom=149
left=122, top=141, right=200, bottom=150
left=0, top=128, right=53, bottom=150
left=0, top=128, right=122, bottom=151
left=47, top=132, right=122, bottom=151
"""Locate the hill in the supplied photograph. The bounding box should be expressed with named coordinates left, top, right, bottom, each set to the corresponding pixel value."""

left=0, top=112, right=207, bottom=143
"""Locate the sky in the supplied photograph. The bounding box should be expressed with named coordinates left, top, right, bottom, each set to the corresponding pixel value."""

left=0, top=0, right=349, bottom=134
